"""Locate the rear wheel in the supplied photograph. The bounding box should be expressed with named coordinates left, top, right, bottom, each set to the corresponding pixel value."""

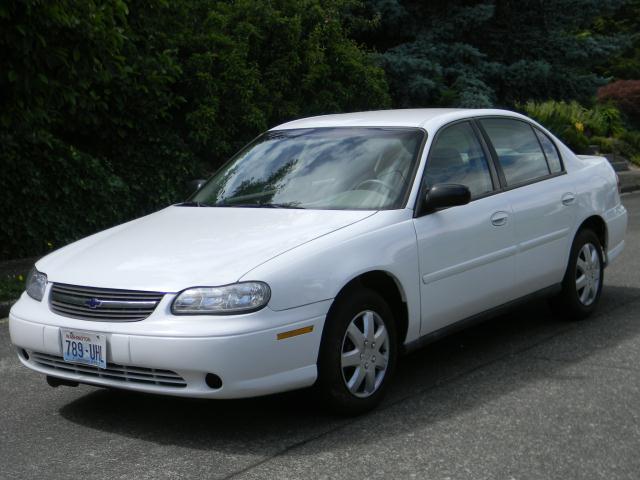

left=551, top=229, right=604, bottom=320
left=316, top=288, right=397, bottom=415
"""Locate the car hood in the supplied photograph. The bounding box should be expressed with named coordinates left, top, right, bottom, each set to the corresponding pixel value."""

left=38, top=206, right=376, bottom=292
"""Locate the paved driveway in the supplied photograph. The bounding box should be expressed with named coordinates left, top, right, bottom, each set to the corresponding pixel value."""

left=2, top=194, right=640, bottom=479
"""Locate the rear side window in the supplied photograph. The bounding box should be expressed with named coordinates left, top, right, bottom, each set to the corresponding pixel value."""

left=534, top=128, right=563, bottom=173
left=424, top=121, right=494, bottom=198
left=480, top=118, right=550, bottom=186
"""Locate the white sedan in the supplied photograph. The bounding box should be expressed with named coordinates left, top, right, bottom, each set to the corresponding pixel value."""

left=10, top=109, right=627, bottom=414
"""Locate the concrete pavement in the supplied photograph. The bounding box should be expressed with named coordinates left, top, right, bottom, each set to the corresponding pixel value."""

left=1, top=193, right=640, bottom=479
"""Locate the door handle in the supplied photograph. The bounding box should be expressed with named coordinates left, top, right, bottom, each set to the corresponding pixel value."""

left=490, top=211, right=509, bottom=227
left=562, top=193, right=576, bottom=206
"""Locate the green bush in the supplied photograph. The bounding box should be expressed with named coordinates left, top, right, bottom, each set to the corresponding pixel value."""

left=0, top=0, right=197, bottom=259
left=521, top=99, right=640, bottom=164
left=0, top=0, right=390, bottom=260
left=0, top=273, right=25, bottom=302
left=618, top=130, right=640, bottom=165
left=520, top=100, right=627, bottom=153
left=598, top=80, right=640, bottom=126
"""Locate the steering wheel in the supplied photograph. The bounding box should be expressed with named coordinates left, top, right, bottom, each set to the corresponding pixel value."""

left=355, top=178, right=399, bottom=196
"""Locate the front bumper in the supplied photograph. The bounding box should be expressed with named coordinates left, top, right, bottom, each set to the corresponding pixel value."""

left=9, top=291, right=330, bottom=399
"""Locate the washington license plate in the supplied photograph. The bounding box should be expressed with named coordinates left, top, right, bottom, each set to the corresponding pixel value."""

left=61, top=329, right=107, bottom=369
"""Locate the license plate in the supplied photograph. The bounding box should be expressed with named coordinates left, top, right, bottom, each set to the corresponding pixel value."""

left=61, top=329, right=107, bottom=369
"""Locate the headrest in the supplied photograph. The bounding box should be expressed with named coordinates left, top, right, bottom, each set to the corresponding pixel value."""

left=429, top=147, right=463, bottom=169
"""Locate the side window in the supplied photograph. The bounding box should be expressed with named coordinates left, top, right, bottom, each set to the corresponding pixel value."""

left=480, top=118, right=550, bottom=185
left=424, top=122, right=494, bottom=198
left=534, top=128, right=563, bottom=173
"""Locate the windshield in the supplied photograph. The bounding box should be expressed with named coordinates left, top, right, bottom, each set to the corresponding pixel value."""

left=191, top=127, right=425, bottom=210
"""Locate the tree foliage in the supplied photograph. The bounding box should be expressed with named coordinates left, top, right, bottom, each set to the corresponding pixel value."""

left=594, top=0, right=640, bottom=79
left=358, top=0, right=629, bottom=108
left=0, top=0, right=389, bottom=260
left=1, top=0, right=639, bottom=260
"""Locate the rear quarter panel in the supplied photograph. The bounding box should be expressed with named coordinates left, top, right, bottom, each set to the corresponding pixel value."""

left=567, top=152, right=627, bottom=260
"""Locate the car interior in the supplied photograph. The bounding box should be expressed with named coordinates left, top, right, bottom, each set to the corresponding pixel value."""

left=423, top=123, right=494, bottom=198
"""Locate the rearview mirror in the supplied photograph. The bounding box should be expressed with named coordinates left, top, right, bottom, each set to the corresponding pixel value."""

left=421, top=183, right=471, bottom=214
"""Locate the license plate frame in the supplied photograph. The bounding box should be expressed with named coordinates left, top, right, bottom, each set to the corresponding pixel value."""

left=61, top=329, right=107, bottom=369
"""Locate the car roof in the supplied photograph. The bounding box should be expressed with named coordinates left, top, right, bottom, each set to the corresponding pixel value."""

left=271, top=108, right=530, bottom=131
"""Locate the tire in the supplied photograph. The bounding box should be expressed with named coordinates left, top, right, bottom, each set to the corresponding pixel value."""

left=550, top=229, right=604, bottom=320
left=315, top=287, right=397, bottom=415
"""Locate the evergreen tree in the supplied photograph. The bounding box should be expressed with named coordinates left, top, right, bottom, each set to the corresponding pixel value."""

left=594, top=0, right=640, bottom=79
left=361, top=0, right=629, bottom=108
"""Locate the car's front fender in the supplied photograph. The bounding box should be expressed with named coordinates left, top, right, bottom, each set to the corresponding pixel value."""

left=240, top=209, right=422, bottom=344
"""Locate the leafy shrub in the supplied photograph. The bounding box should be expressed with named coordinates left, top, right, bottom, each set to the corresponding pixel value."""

left=618, top=130, right=640, bottom=165
left=0, top=0, right=197, bottom=259
left=0, top=273, right=25, bottom=302
left=589, top=134, right=639, bottom=161
left=522, top=99, right=640, bottom=164
left=597, top=80, right=640, bottom=126
left=520, top=100, right=624, bottom=152
left=0, top=0, right=390, bottom=260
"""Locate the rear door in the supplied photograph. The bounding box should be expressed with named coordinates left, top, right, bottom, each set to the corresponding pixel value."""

left=413, top=120, right=518, bottom=335
left=477, top=118, right=577, bottom=297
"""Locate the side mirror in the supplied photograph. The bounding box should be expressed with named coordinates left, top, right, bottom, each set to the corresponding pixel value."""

left=188, top=179, right=207, bottom=192
left=421, top=183, right=471, bottom=214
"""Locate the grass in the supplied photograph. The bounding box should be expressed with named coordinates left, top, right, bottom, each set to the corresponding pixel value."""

left=0, top=274, right=25, bottom=302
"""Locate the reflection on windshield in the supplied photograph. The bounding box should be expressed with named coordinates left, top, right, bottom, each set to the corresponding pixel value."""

left=192, top=127, right=424, bottom=210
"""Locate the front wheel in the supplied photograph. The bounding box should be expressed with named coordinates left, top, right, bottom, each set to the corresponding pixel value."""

left=551, top=229, right=604, bottom=320
left=315, top=288, right=397, bottom=415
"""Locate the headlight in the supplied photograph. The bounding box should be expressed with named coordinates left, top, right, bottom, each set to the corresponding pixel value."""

left=26, top=268, right=47, bottom=302
left=172, top=282, right=271, bottom=315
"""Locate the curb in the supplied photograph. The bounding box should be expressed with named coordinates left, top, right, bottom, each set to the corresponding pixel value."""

left=0, top=300, right=15, bottom=319
left=618, top=170, right=640, bottom=195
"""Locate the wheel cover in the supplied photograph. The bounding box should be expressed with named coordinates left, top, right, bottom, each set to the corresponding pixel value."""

left=340, top=310, right=390, bottom=398
left=575, top=242, right=601, bottom=306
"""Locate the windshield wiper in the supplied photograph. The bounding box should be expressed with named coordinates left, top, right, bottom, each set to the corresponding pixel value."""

left=174, top=201, right=213, bottom=207
left=258, top=203, right=305, bottom=209
left=214, top=202, right=305, bottom=209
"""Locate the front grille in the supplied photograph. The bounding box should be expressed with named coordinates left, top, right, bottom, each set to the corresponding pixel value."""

left=29, top=351, right=187, bottom=388
left=49, top=283, right=164, bottom=321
